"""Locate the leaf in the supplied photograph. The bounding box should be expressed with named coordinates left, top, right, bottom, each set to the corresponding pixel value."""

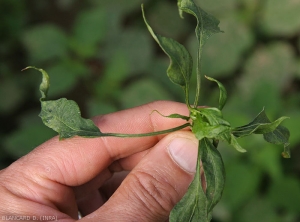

left=202, top=139, right=226, bottom=212
left=229, top=133, right=247, bottom=153
left=142, top=4, right=193, bottom=105
left=170, top=138, right=225, bottom=222
left=205, top=76, right=227, bottom=110
left=177, top=0, right=222, bottom=106
left=178, top=0, right=222, bottom=48
left=22, top=66, right=49, bottom=100
left=263, top=125, right=290, bottom=158
left=232, top=108, right=289, bottom=137
left=232, top=108, right=290, bottom=158
left=40, top=99, right=102, bottom=139
left=151, top=110, right=190, bottom=121
left=23, top=67, right=102, bottom=139
left=192, top=113, right=230, bottom=141
left=191, top=107, right=230, bottom=127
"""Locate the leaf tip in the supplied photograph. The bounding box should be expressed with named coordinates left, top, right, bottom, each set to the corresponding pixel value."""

left=21, top=66, right=39, bottom=72
left=282, top=143, right=291, bottom=158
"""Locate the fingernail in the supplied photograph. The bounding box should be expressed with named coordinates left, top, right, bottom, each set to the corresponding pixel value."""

left=168, top=137, right=198, bottom=173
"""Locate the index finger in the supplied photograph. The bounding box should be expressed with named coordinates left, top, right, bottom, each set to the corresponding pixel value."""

left=24, top=101, right=190, bottom=186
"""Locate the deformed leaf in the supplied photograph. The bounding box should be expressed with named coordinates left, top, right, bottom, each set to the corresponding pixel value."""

left=22, top=66, right=49, bottom=100
left=178, top=0, right=222, bottom=48
left=170, top=138, right=225, bottom=222
left=263, top=125, right=290, bottom=158
left=151, top=110, right=190, bottom=121
left=170, top=140, right=206, bottom=222
left=23, top=67, right=102, bottom=139
left=202, top=138, right=225, bottom=213
left=228, top=133, right=247, bottom=153
left=197, top=107, right=230, bottom=127
left=232, top=108, right=290, bottom=158
left=142, top=4, right=193, bottom=105
left=40, top=99, right=102, bottom=139
left=192, top=113, right=230, bottom=141
left=205, top=76, right=227, bottom=110
left=232, top=108, right=289, bottom=137
left=177, top=0, right=222, bottom=107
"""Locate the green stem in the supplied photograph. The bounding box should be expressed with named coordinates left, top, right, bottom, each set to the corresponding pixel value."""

left=194, top=40, right=202, bottom=108
left=100, top=123, right=191, bottom=138
left=185, top=85, right=191, bottom=109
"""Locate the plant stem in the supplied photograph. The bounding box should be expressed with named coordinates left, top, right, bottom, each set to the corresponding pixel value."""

left=194, top=38, right=202, bottom=108
left=101, top=123, right=191, bottom=138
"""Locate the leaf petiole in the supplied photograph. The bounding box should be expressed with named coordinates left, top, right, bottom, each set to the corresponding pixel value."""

left=99, top=123, right=191, bottom=138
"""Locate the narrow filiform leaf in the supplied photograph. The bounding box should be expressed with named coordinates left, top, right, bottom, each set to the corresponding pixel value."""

left=142, top=4, right=193, bottom=107
left=170, top=138, right=225, bottom=222
left=177, top=0, right=223, bottom=106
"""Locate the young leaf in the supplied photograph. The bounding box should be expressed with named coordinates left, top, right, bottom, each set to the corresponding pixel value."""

left=202, top=138, right=225, bottom=213
left=40, top=99, right=102, bottom=139
left=232, top=108, right=290, bottom=157
left=197, top=107, right=230, bottom=127
left=170, top=138, right=225, bottom=222
left=205, top=76, right=227, bottom=110
left=228, top=133, right=247, bottom=153
left=151, top=110, right=190, bottom=121
left=232, top=108, right=289, bottom=137
left=23, top=67, right=102, bottom=139
left=178, top=0, right=223, bottom=48
left=178, top=0, right=223, bottom=106
left=263, top=125, right=290, bottom=158
left=22, top=66, right=49, bottom=100
left=170, top=140, right=207, bottom=222
left=192, top=115, right=230, bottom=141
left=142, top=4, right=193, bottom=106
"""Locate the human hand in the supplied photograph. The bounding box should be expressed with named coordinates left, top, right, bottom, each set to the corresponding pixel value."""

left=0, top=101, right=198, bottom=222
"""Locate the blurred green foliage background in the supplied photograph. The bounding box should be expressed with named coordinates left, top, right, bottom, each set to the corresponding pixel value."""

left=1, top=0, right=300, bottom=221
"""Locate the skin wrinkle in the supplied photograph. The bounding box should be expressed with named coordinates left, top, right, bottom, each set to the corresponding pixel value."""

left=126, top=173, right=166, bottom=221
left=2, top=166, right=55, bottom=208
left=2, top=173, right=65, bottom=215
left=3, top=151, right=78, bottom=217
left=130, top=169, right=177, bottom=218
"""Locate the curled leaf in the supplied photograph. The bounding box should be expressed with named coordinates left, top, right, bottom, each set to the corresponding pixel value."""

left=232, top=108, right=289, bottom=137
left=205, top=76, right=227, bottom=110
left=232, top=108, right=290, bottom=158
left=263, top=125, right=290, bottom=158
left=40, top=99, right=102, bottom=139
left=151, top=110, right=190, bottom=121
left=22, top=66, right=49, bottom=100
left=23, top=67, right=102, bottom=139
left=197, top=107, right=230, bottom=127
left=142, top=4, right=193, bottom=106
left=178, top=0, right=222, bottom=47
left=177, top=0, right=223, bottom=106
left=170, top=138, right=225, bottom=222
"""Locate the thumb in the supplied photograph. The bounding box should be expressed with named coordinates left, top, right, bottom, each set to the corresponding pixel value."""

left=85, top=131, right=198, bottom=222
